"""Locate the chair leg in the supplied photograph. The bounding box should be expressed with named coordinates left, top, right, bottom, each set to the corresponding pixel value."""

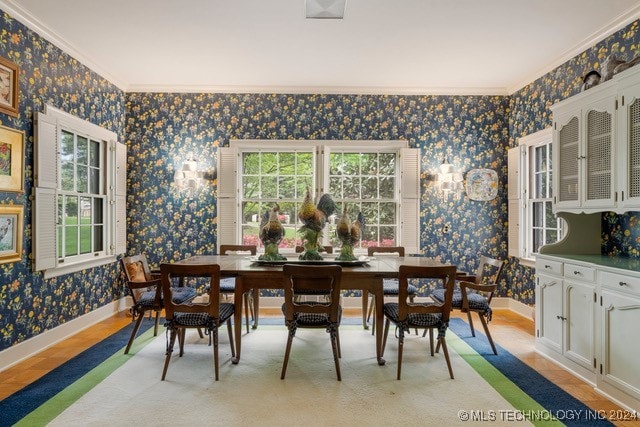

left=429, top=328, right=434, bottom=356
left=124, top=311, right=145, bottom=354
left=467, top=310, right=476, bottom=337
left=243, top=292, right=250, bottom=334
left=212, top=327, right=220, bottom=381
left=439, top=337, right=455, bottom=379
left=478, top=312, right=498, bottom=355
left=330, top=328, right=342, bottom=381
left=153, top=311, right=160, bottom=336
left=435, top=336, right=441, bottom=353
left=179, top=329, right=186, bottom=357
left=366, top=294, right=375, bottom=323
left=381, top=318, right=391, bottom=357
left=161, top=329, right=177, bottom=380
left=335, top=328, right=342, bottom=358
left=226, top=319, right=236, bottom=358
left=409, top=296, right=418, bottom=335
left=396, top=328, right=405, bottom=380
left=281, top=327, right=296, bottom=380
left=252, top=289, right=260, bottom=329
left=197, top=328, right=204, bottom=339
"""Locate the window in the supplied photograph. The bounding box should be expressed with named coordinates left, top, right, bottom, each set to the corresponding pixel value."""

left=218, top=141, right=419, bottom=253
left=34, top=105, right=126, bottom=278
left=509, top=128, right=564, bottom=262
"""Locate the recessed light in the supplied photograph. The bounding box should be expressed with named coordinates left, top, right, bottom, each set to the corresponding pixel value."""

left=306, top=0, right=347, bottom=19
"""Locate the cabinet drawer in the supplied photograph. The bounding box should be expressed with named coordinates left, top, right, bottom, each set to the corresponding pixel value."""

left=536, top=259, right=563, bottom=276
left=601, top=271, right=640, bottom=297
left=564, top=263, right=595, bottom=282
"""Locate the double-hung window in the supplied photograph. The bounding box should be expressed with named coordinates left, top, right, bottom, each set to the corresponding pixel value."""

left=218, top=140, right=419, bottom=254
left=34, top=105, right=126, bottom=278
left=509, top=128, right=564, bottom=263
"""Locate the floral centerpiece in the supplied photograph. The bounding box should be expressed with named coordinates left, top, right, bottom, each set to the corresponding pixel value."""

left=258, top=204, right=287, bottom=261
left=335, top=207, right=365, bottom=261
left=297, top=189, right=337, bottom=260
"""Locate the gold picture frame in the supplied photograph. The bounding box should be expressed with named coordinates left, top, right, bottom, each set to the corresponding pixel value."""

left=0, top=204, right=24, bottom=264
left=0, top=124, right=25, bottom=192
left=0, top=56, right=19, bottom=117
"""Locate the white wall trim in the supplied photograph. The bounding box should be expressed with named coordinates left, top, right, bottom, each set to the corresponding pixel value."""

left=0, top=297, right=129, bottom=373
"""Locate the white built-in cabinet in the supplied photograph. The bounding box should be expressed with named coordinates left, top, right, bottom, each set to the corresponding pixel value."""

left=536, top=254, right=640, bottom=412
left=551, top=65, right=640, bottom=213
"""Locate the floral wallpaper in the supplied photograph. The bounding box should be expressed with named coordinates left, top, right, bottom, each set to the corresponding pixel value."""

left=0, top=10, right=126, bottom=352
left=125, top=92, right=511, bottom=298
left=1, top=5, right=639, bottom=353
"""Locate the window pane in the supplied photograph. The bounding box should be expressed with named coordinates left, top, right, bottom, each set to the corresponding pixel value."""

left=532, top=228, right=543, bottom=254
left=65, top=196, right=78, bottom=225
left=343, top=154, right=359, bottom=175
left=65, top=226, right=78, bottom=256
left=242, top=225, right=260, bottom=246
left=261, top=175, right=277, bottom=198
left=93, top=225, right=104, bottom=252
left=77, top=166, right=88, bottom=193
left=329, top=153, right=343, bottom=175
left=80, top=226, right=91, bottom=254
left=90, top=140, right=100, bottom=167
left=80, top=197, right=91, bottom=224
left=241, top=201, right=260, bottom=224
left=57, top=226, right=63, bottom=256
left=77, top=136, right=88, bottom=165
left=532, top=202, right=543, bottom=227
left=344, top=176, right=360, bottom=198
left=296, top=178, right=310, bottom=198
left=361, top=153, right=378, bottom=174
left=534, top=173, right=543, bottom=198
left=243, top=176, right=259, bottom=198
left=261, top=152, right=277, bottom=174
left=90, top=168, right=100, bottom=194
left=363, top=226, right=378, bottom=244
left=379, top=177, right=395, bottom=198
left=362, top=176, right=378, bottom=197
left=243, top=152, right=259, bottom=172
left=279, top=176, right=295, bottom=198
left=546, top=230, right=558, bottom=245
left=379, top=153, right=395, bottom=174
left=329, top=176, right=342, bottom=197
left=380, top=226, right=396, bottom=244
left=361, top=202, right=378, bottom=223
left=277, top=202, right=295, bottom=225
left=61, top=162, right=75, bottom=191
left=297, top=153, right=313, bottom=175
left=380, top=202, right=396, bottom=224
left=94, top=198, right=103, bottom=224
left=545, top=201, right=556, bottom=228
left=534, top=146, right=545, bottom=172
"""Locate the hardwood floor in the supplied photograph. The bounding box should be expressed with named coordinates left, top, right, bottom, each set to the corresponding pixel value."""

left=1, top=308, right=637, bottom=425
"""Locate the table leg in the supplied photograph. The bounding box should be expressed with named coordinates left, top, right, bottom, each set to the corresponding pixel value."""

left=252, top=288, right=260, bottom=329
left=232, top=277, right=243, bottom=364
left=374, top=279, right=386, bottom=365
left=361, top=289, right=369, bottom=329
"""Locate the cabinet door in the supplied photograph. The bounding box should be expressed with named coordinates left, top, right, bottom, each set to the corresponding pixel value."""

left=554, top=113, right=580, bottom=209
left=600, top=290, right=640, bottom=401
left=564, top=280, right=595, bottom=370
left=618, top=82, right=640, bottom=209
left=537, top=274, right=563, bottom=353
left=583, top=97, right=616, bottom=209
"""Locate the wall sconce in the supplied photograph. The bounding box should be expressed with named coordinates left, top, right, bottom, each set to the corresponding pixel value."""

left=173, top=152, right=214, bottom=192
left=436, top=161, right=464, bottom=201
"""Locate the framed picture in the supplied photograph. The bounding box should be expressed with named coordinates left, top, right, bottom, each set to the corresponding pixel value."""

left=0, top=204, right=23, bottom=264
left=466, top=168, right=498, bottom=201
left=0, top=56, right=19, bottom=117
left=0, top=124, right=25, bottom=192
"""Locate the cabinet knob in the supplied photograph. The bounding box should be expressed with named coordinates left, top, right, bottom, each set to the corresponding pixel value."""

left=556, top=315, right=567, bottom=321
left=573, top=270, right=582, bottom=275
left=619, top=281, right=629, bottom=287
left=545, top=265, right=551, bottom=269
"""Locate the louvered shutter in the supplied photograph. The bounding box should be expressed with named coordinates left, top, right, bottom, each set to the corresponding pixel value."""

left=114, top=141, right=127, bottom=255
left=217, top=147, right=238, bottom=251
left=507, top=146, right=523, bottom=258
left=400, top=148, right=420, bottom=254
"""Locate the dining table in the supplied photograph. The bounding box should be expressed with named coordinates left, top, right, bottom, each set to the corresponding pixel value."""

left=174, top=254, right=452, bottom=366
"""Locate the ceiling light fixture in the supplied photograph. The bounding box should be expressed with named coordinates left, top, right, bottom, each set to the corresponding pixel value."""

left=306, top=0, right=347, bottom=19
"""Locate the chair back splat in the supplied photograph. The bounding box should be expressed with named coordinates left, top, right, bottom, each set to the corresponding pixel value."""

left=281, top=264, right=343, bottom=380
left=219, top=244, right=257, bottom=333
left=160, top=263, right=235, bottom=381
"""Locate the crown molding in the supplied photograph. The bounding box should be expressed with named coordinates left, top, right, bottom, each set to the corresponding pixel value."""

left=126, top=84, right=509, bottom=96
left=507, top=3, right=640, bottom=95
left=0, top=0, right=127, bottom=91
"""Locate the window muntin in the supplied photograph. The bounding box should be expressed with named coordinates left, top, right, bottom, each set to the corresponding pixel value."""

left=57, top=130, right=106, bottom=261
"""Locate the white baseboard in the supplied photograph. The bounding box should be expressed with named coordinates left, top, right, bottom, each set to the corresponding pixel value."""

left=0, top=297, right=130, bottom=373
left=0, top=296, right=534, bottom=373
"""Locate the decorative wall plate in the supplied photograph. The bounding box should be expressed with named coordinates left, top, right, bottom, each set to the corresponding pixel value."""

left=465, top=169, right=498, bottom=201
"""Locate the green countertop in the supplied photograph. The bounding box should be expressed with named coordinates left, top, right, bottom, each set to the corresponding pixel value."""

left=540, top=253, right=640, bottom=274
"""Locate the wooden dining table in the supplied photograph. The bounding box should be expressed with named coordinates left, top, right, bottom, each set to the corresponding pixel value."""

left=174, top=254, right=451, bottom=366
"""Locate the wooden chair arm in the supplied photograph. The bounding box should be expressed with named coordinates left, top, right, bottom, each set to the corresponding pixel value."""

left=126, top=279, right=161, bottom=290
left=460, top=281, right=497, bottom=293
left=456, top=274, right=477, bottom=283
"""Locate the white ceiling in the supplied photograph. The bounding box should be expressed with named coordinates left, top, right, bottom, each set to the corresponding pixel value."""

left=3, top=0, right=640, bottom=95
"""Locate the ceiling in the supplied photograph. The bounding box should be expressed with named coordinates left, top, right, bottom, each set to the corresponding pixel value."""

left=3, top=0, right=640, bottom=95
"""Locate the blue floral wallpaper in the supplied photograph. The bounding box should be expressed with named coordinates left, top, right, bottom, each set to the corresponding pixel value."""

left=0, top=11, right=126, bottom=352
left=1, top=5, right=639, bottom=353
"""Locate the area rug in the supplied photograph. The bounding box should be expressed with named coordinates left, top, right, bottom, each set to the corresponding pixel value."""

left=2, top=318, right=612, bottom=427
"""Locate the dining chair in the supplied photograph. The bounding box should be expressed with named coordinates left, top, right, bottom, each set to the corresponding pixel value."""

left=160, top=262, right=235, bottom=381
left=365, top=246, right=416, bottom=334
left=381, top=265, right=457, bottom=380
left=430, top=255, right=504, bottom=354
left=121, top=254, right=197, bottom=354
left=293, top=245, right=333, bottom=302
left=219, top=244, right=257, bottom=334
left=281, top=264, right=343, bottom=381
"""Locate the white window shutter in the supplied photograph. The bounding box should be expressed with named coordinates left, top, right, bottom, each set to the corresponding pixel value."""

left=34, top=187, right=57, bottom=271
left=217, top=198, right=238, bottom=251
left=35, top=112, right=58, bottom=189
left=217, top=146, right=238, bottom=251
left=400, top=148, right=420, bottom=254
left=217, top=146, right=237, bottom=198
left=507, top=146, right=523, bottom=258
left=115, top=141, right=127, bottom=197
left=114, top=142, right=127, bottom=255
